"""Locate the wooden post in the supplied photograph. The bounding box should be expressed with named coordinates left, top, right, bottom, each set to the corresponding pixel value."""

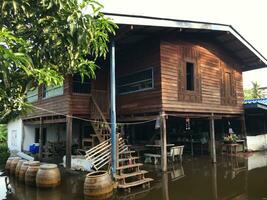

left=241, top=114, right=248, bottom=150
left=66, top=115, right=73, bottom=169
left=38, top=117, right=43, bottom=160
left=160, top=111, right=167, bottom=172
left=210, top=113, right=216, bottom=163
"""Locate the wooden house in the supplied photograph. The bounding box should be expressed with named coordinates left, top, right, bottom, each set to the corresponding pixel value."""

left=7, top=13, right=267, bottom=169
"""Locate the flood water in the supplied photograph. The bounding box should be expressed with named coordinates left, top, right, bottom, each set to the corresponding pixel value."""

left=1, top=152, right=267, bottom=200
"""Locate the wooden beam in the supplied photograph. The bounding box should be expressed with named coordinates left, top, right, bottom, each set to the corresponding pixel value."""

left=38, top=117, right=43, bottom=160
left=210, top=113, right=216, bottom=163
left=160, top=111, right=167, bottom=172
left=66, top=116, right=73, bottom=169
left=23, top=117, right=67, bottom=125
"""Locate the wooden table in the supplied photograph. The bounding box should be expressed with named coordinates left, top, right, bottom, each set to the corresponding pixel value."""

left=221, top=143, right=244, bottom=154
left=144, top=144, right=175, bottom=164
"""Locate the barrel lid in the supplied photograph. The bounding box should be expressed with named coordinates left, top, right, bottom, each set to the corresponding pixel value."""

left=40, top=164, right=58, bottom=169
left=29, top=161, right=40, bottom=166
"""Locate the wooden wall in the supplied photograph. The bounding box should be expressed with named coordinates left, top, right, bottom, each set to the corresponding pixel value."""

left=116, top=39, right=162, bottom=115
left=160, top=38, right=244, bottom=115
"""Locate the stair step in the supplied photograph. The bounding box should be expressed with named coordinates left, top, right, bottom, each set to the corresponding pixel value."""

left=119, top=150, right=135, bottom=155
left=115, top=170, right=148, bottom=180
left=117, top=163, right=143, bottom=170
left=117, top=178, right=153, bottom=189
left=118, top=157, right=139, bottom=162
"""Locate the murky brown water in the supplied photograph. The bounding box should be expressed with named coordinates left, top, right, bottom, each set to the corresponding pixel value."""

left=1, top=152, right=267, bottom=200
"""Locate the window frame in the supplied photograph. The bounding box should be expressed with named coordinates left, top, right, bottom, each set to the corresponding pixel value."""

left=117, top=67, right=154, bottom=95
left=42, top=84, right=64, bottom=99
left=26, top=87, right=38, bottom=103
left=72, top=74, right=91, bottom=94
left=185, top=61, right=195, bottom=91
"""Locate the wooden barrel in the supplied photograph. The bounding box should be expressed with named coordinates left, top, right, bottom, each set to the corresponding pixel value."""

left=25, top=161, right=40, bottom=186
left=10, top=157, right=20, bottom=175
left=19, top=161, right=30, bottom=182
left=5, top=157, right=15, bottom=174
left=36, top=164, right=61, bottom=188
left=15, top=160, right=25, bottom=178
left=84, top=171, right=113, bottom=199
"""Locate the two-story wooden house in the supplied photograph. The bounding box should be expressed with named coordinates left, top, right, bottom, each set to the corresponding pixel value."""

left=7, top=13, right=267, bottom=168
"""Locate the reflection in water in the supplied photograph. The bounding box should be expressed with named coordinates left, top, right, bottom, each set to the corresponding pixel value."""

left=162, top=173, right=169, bottom=200
left=211, top=164, right=217, bottom=200
left=2, top=153, right=267, bottom=200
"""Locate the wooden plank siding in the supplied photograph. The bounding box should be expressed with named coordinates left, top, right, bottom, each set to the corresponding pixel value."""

left=116, top=39, right=163, bottom=115
left=160, top=39, right=244, bottom=115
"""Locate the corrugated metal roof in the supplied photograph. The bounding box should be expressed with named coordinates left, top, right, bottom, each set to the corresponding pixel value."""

left=105, top=13, right=267, bottom=71
left=244, top=98, right=267, bottom=105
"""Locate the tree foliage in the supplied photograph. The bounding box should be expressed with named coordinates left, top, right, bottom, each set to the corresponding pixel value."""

left=251, top=81, right=263, bottom=99
left=244, top=81, right=264, bottom=100
left=0, top=124, right=7, bottom=143
left=0, top=0, right=117, bottom=122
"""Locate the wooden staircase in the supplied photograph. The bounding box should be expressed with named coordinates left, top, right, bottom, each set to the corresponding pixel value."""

left=85, top=90, right=153, bottom=191
left=85, top=137, right=153, bottom=192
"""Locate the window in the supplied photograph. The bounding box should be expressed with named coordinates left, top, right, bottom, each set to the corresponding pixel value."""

left=43, top=84, right=64, bottom=98
left=26, top=87, right=38, bottom=103
left=72, top=75, right=91, bottom=93
left=117, top=68, right=154, bottom=95
left=224, top=72, right=232, bottom=96
left=186, top=62, right=194, bottom=91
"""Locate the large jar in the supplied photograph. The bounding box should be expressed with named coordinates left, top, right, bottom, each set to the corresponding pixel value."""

left=84, top=171, right=113, bottom=199
left=19, top=161, right=30, bottom=182
left=10, top=157, right=20, bottom=175
left=25, top=161, right=40, bottom=186
left=15, top=160, right=25, bottom=178
left=5, top=157, right=15, bottom=174
left=36, top=164, right=61, bottom=188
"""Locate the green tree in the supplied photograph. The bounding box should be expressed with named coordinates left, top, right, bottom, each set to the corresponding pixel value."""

left=251, top=81, right=263, bottom=99
left=244, top=88, right=253, bottom=100
left=0, top=0, right=116, bottom=122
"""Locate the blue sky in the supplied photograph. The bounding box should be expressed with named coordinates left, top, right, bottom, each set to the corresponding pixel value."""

left=101, top=0, right=267, bottom=89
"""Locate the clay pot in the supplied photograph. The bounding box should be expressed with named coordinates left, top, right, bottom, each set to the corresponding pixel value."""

left=15, top=160, right=25, bottom=178
left=5, top=157, right=15, bottom=174
left=25, top=161, right=40, bottom=186
left=84, top=171, right=113, bottom=199
left=19, top=161, right=30, bottom=182
left=36, top=164, right=61, bottom=188
left=10, top=157, right=20, bottom=176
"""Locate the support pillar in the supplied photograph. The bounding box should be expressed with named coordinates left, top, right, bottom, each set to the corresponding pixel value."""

left=110, top=39, right=117, bottom=177
left=38, top=117, right=43, bottom=160
left=66, top=115, right=73, bottom=169
left=210, top=113, right=216, bottom=163
left=241, top=114, right=248, bottom=150
left=160, top=111, right=167, bottom=172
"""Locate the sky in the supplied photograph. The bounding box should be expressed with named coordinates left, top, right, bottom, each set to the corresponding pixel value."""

left=100, top=0, right=267, bottom=89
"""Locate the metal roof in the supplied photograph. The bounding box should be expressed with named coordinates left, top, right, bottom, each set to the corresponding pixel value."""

left=244, top=98, right=267, bottom=111
left=105, top=13, right=267, bottom=72
left=244, top=98, right=267, bottom=105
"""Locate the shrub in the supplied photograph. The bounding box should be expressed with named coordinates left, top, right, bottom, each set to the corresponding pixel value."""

left=0, top=124, right=7, bottom=143
left=0, top=143, right=9, bottom=164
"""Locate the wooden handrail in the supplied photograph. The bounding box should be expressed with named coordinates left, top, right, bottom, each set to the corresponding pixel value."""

left=91, top=95, right=111, bottom=133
